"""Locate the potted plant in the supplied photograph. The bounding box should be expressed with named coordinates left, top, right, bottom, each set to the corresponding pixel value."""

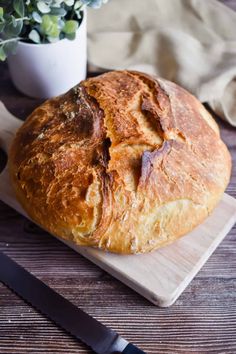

left=0, top=0, right=108, bottom=98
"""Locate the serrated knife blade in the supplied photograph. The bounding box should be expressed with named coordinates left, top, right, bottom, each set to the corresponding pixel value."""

left=0, top=252, right=146, bottom=354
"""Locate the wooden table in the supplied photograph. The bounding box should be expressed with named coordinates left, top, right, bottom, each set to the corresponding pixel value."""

left=0, top=5, right=236, bottom=353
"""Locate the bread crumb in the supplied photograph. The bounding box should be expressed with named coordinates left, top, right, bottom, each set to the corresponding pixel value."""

left=37, top=133, right=44, bottom=139
left=65, top=111, right=76, bottom=121
left=130, top=236, right=138, bottom=252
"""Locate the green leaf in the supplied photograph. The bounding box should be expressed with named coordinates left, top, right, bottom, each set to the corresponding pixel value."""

left=0, top=7, right=3, bottom=20
left=48, top=24, right=60, bottom=37
left=4, top=19, right=23, bottom=37
left=75, top=9, right=82, bottom=19
left=52, top=0, right=64, bottom=7
left=0, top=46, right=6, bottom=61
left=37, top=1, right=51, bottom=14
left=50, top=16, right=60, bottom=25
left=0, top=22, right=5, bottom=32
left=47, top=36, right=59, bottom=43
left=65, top=0, right=74, bottom=5
left=50, top=7, right=67, bottom=16
left=13, top=0, right=25, bottom=17
left=14, top=19, right=23, bottom=34
left=11, top=15, right=17, bottom=27
left=63, top=20, right=78, bottom=34
left=28, top=29, right=41, bottom=43
left=40, top=15, right=60, bottom=38
left=65, top=32, right=76, bottom=40
left=32, top=11, right=42, bottom=24
left=41, top=14, right=52, bottom=33
left=58, top=19, right=65, bottom=29
left=3, top=40, right=18, bottom=55
left=74, top=1, right=83, bottom=10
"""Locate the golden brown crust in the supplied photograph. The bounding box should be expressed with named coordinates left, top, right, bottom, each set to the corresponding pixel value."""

left=9, top=71, right=231, bottom=254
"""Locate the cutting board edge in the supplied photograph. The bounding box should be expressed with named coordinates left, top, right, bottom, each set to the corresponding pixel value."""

left=166, top=206, right=236, bottom=307
left=47, top=236, right=169, bottom=307
left=61, top=199, right=236, bottom=308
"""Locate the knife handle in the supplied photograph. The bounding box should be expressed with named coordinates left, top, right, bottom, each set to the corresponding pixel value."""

left=122, top=343, right=146, bottom=354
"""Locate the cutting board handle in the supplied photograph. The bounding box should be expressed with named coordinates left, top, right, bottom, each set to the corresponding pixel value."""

left=0, top=101, right=23, bottom=155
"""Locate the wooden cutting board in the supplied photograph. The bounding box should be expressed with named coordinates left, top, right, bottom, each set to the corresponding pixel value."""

left=1, top=101, right=236, bottom=307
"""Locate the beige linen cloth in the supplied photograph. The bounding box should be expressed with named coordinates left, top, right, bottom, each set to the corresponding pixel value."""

left=87, top=0, right=236, bottom=126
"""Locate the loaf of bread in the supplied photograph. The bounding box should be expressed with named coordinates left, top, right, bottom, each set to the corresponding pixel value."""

left=9, top=71, right=231, bottom=254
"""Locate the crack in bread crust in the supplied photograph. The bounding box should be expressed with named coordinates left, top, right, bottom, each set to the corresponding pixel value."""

left=9, top=70, right=231, bottom=254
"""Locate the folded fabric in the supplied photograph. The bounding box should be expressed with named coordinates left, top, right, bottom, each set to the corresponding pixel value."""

left=87, top=0, right=236, bottom=126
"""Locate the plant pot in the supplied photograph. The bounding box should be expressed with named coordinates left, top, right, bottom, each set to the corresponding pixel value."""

left=7, top=10, right=87, bottom=99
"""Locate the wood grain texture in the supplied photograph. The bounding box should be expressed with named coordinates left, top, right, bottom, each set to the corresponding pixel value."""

left=0, top=1, right=236, bottom=351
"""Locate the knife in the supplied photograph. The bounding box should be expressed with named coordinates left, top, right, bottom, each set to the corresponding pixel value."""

left=0, top=252, right=146, bottom=354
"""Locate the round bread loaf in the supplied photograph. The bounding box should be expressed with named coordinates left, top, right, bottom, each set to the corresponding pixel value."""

left=9, top=71, right=231, bottom=254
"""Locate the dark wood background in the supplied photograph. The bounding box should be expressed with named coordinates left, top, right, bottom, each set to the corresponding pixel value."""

left=0, top=1, right=236, bottom=353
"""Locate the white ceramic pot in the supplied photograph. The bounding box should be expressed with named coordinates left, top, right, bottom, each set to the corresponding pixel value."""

left=7, top=10, right=87, bottom=99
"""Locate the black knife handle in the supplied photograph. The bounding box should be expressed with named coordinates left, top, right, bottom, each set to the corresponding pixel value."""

left=122, top=343, right=147, bottom=354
